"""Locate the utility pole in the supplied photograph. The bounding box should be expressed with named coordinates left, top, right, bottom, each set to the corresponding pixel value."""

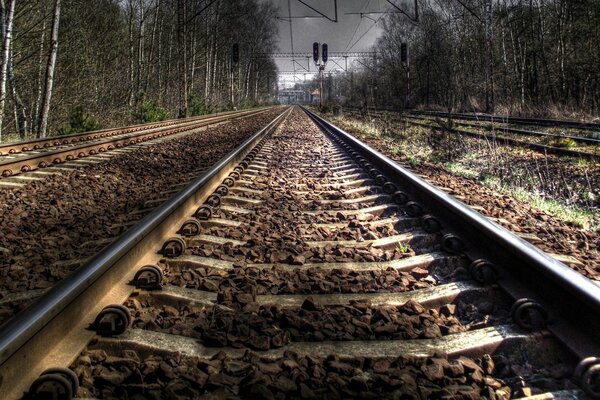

left=319, top=67, right=324, bottom=107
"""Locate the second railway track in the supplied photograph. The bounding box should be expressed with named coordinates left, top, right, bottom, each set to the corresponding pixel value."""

left=0, top=108, right=272, bottom=180
left=344, top=107, right=600, bottom=159
left=0, top=106, right=599, bottom=399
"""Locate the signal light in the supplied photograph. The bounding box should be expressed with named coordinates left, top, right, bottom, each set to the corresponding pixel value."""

left=400, top=42, right=408, bottom=64
left=313, top=42, right=319, bottom=64
left=322, top=43, right=328, bottom=63
left=232, top=43, right=239, bottom=64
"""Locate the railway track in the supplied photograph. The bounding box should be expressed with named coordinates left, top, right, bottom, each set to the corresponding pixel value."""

left=0, top=106, right=599, bottom=399
left=405, top=116, right=599, bottom=159
left=412, top=110, right=600, bottom=133
left=0, top=107, right=285, bottom=326
left=404, top=115, right=600, bottom=146
left=0, top=108, right=271, bottom=181
left=344, top=107, right=600, bottom=159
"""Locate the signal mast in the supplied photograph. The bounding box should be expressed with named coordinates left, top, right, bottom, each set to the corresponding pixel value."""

left=312, top=42, right=328, bottom=107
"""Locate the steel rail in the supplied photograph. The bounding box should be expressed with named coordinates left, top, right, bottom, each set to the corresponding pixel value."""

left=0, top=107, right=291, bottom=399
left=343, top=107, right=598, bottom=158
left=303, top=106, right=600, bottom=358
left=412, top=110, right=600, bottom=132
left=405, top=114, right=600, bottom=146
left=0, top=108, right=257, bottom=156
left=405, top=118, right=599, bottom=159
left=344, top=106, right=600, bottom=145
left=0, top=108, right=274, bottom=177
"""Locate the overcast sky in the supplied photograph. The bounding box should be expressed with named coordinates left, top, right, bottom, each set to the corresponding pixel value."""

left=270, top=0, right=391, bottom=87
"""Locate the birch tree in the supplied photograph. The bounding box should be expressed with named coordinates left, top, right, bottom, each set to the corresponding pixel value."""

left=0, top=0, right=15, bottom=141
left=37, top=0, right=61, bottom=138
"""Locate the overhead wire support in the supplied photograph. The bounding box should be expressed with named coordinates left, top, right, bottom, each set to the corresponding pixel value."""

left=265, top=52, right=375, bottom=58
left=344, top=11, right=405, bottom=15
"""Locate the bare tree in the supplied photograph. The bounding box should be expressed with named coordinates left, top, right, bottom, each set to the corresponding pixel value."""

left=0, top=0, right=15, bottom=141
left=37, top=0, right=61, bottom=138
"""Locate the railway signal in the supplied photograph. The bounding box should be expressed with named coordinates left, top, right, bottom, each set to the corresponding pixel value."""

left=311, top=42, right=329, bottom=108
left=400, top=42, right=408, bottom=64
left=313, top=42, right=320, bottom=64
left=232, top=43, right=240, bottom=64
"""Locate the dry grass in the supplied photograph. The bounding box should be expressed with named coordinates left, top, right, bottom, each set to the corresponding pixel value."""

left=330, top=112, right=600, bottom=231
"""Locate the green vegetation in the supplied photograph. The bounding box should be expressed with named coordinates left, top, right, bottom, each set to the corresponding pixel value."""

left=330, top=113, right=599, bottom=231
left=188, top=94, right=212, bottom=116
left=542, top=136, right=577, bottom=148
left=334, top=118, right=382, bottom=138
left=133, top=94, right=170, bottom=123
left=443, top=163, right=479, bottom=180
left=240, top=100, right=256, bottom=110
left=58, top=107, right=102, bottom=135
left=482, top=176, right=598, bottom=230
left=396, top=242, right=412, bottom=254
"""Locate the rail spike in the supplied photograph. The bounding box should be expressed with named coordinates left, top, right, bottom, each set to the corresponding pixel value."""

left=205, top=193, right=222, bottom=208
left=26, top=368, right=78, bottom=400
left=469, top=259, right=498, bottom=284
left=575, top=357, right=600, bottom=399
left=215, top=184, right=229, bottom=196
left=179, top=218, right=202, bottom=237
left=133, top=265, right=163, bottom=290
left=91, top=304, right=131, bottom=336
left=161, top=237, right=186, bottom=258
left=510, top=298, right=548, bottom=331
left=421, top=214, right=442, bottom=233
left=194, top=205, right=213, bottom=220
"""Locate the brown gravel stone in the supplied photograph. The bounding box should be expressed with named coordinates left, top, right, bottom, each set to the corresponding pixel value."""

left=0, top=109, right=284, bottom=326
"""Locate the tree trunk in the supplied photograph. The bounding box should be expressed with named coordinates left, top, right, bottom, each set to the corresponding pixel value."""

left=136, top=0, right=144, bottom=99
left=155, top=0, right=163, bottom=100
left=37, top=0, right=61, bottom=138
left=176, top=0, right=187, bottom=116
left=8, top=48, right=27, bottom=139
left=0, top=0, right=16, bottom=142
left=483, top=0, right=494, bottom=112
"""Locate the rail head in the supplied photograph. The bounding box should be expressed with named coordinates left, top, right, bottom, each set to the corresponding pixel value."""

left=0, top=107, right=273, bottom=153
left=303, top=106, right=600, bottom=357
left=0, top=107, right=291, bottom=370
left=411, top=110, right=600, bottom=131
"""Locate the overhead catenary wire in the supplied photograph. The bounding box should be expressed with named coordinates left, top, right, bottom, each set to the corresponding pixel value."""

left=347, top=4, right=392, bottom=52
left=344, top=0, right=371, bottom=51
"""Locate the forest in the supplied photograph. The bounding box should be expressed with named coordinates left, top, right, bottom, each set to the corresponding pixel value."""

left=339, top=0, right=600, bottom=117
left=0, top=0, right=279, bottom=142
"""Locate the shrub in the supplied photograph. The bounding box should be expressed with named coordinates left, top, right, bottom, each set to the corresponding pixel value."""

left=189, top=93, right=212, bottom=116
left=240, top=99, right=255, bottom=110
left=58, top=106, right=102, bottom=135
left=133, top=94, right=170, bottom=123
left=542, top=136, right=577, bottom=148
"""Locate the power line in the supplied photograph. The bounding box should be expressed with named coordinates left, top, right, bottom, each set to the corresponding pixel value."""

left=344, top=0, right=370, bottom=51
left=264, top=52, right=375, bottom=58
left=346, top=5, right=390, bottom=52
